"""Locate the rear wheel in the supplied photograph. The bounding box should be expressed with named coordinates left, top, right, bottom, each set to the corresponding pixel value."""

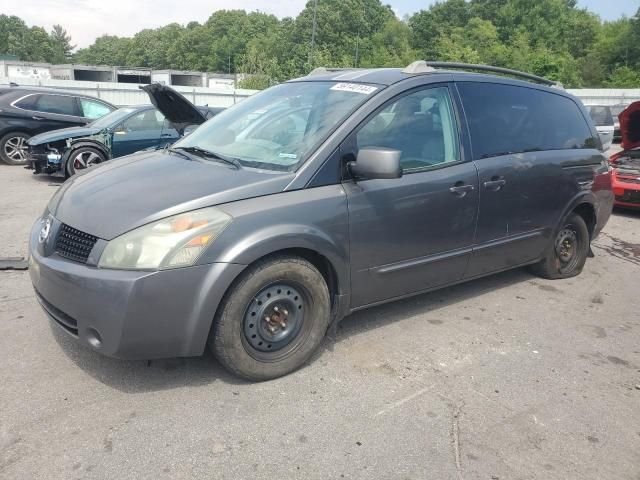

left=66, top=146, right=105, bottom=177
left=0, top=131, right=31, bottom=165
left=210, top=256, right=330, bottom=381
left=531, top=213, right=589, bottom=279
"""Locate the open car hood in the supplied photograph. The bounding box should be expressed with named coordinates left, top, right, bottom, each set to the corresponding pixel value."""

left=141, top=84, right=207, bottom=133
left=618, top=101, right=640, bottom=151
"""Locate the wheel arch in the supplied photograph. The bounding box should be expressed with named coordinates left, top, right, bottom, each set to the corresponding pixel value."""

left=572, top=202, right=597, bottom=239
left=556, top=192, right=597, bottom=240
left=66, top=139, right=110, bottom=159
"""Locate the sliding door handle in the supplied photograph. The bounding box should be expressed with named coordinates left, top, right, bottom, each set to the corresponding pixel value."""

left=483, top=177, right=506, bottom=191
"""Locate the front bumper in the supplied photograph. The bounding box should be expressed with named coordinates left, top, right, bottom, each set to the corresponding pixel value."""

left=29, top=220, right=245, bottom=359
left=612, top=173, right=640, bottom=208
left=26, top=149, right=64, bottom=175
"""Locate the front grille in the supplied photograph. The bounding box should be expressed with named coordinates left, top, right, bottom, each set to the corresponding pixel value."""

left=616, top=189, right=640, bottom=204
left=55, top=224, right=97, bottom=264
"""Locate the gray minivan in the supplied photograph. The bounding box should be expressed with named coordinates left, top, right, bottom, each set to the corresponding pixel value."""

left=29, top=62, right=614, bottom=380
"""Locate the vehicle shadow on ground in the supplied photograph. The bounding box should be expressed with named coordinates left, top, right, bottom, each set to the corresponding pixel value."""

left=26, top=171, right=66, bottom=186
left=612, top=207, right=640, bottom=219
left=51, top=267, right=534, bottom=393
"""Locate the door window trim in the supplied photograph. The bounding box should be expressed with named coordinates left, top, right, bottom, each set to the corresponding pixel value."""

left=11, top=92, right=83, bottom=118
left=340, top=82, right=466, bottom=178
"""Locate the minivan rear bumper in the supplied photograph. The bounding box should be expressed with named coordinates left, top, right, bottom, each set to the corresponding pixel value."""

left=28, top=222, right=245, bottom=359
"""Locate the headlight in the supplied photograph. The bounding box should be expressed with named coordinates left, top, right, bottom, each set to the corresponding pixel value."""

left=98, top=207, right=231, bottom=270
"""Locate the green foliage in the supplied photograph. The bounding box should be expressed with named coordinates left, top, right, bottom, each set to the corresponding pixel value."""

left=2, top=3, right=640, bottom=88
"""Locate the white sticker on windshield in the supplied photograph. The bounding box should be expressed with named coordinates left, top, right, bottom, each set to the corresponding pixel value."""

left=278, top=153, right=297, bottom=159
left=330, top=83, right=378, bottom=95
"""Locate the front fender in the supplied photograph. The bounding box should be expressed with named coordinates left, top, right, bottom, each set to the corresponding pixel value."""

left=210, top=223, right=349, bottom=295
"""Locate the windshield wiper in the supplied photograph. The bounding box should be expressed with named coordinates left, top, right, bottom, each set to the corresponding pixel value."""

left=174, top=146, right=242, bottom=169
left=166, top=146, right=192, bottom=160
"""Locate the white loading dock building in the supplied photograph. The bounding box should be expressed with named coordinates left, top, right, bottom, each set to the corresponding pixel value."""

left=49, top=64, right=115, bottom=82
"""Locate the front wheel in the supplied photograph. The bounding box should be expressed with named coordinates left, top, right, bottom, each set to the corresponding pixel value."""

left=66, top=146, right=105, bottom=177
left=0, top=131, right=31, bottom=165
left=531, top=213, right=589, bottom=279
left=210, top=256, right=331, bottom=381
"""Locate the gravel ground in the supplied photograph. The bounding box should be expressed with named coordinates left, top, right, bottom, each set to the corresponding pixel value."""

left=1, top=158, right=639, bottom=480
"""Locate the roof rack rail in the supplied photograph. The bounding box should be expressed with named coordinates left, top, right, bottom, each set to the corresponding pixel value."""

left=414, top=61, right=562, bottom=88
left=307, top=67, right=363, bottom=76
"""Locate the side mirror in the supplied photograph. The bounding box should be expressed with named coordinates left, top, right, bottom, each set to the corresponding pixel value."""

left=113, top=124, right=127, bottom=135
left=349, top=147, right=402, bottom=180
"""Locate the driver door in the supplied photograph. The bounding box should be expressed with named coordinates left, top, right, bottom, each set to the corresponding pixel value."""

left=343, top=85, right=479, bottom=307
left=111, top=109, right=165, bottom=158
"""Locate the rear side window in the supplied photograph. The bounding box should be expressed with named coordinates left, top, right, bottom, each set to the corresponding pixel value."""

left=79, top=98, right=112, bottom=119
left=13, top=94, right=40, bottom=110
left=458, top=82, right=596, bottom=159
left=34, top=94, right=77, bottom=116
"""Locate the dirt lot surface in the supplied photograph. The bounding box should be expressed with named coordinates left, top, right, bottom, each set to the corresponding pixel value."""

left=1, top=160, right=639, bottom=480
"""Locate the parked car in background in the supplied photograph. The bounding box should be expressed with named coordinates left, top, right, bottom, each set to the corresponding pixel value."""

left=0, top=86, right=115, bottom=165
left=29, top=62, right=613, bottom=381
left=610, top=101, right=640, bottom=209
left=587, top=105, right=614, bottom=151
left=610, top=104, right=628, bottom=143
left=26, top=84, right=223, bottom=177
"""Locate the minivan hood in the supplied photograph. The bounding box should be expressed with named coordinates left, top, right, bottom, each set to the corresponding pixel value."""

left=28, top=125, right=103, bottom=146
left=619, top=101, right=640, bottom=151
left=141, top=84, right=207, bottom=132
left=49, top=150, right=294, bottom=240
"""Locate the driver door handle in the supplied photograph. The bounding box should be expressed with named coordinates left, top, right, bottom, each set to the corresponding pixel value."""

left=483, top=177, right=506, bottom=191
left=32, top=115, right=44, bottom=120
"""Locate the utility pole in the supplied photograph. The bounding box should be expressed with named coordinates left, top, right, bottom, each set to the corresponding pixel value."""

left=354, top=2, right=365, bottom=67
left=309, top=0, right=318, bottom=67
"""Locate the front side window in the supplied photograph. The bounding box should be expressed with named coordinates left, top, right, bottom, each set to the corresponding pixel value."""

left=356, top=86, right=460, bottom=170
left=120, top=109, right=164, bottom=132
left=175, top=81, right=380, bottom=171
left=458, top=82, right=596, bottom=159
left=33, top=94, right=77, bottom=116
left=80, top=98, right=113, bottom=119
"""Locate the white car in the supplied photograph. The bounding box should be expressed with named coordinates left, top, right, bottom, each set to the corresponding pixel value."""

left=587, top=105, right=614, bottom=150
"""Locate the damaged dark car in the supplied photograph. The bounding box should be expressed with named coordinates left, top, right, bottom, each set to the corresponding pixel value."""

left=26, top=84, right=223, bottom=177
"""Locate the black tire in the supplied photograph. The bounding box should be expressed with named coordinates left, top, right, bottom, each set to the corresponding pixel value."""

left=0, top=131, right=31, bottom=165
left=530, top=213, right=589, bottom=279
left=66, top=146, right=105, bottom=177
left=210, top=256, right=331, bottom=381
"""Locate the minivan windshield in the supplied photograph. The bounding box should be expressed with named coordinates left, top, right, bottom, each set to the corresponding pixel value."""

left=174, top=81, right=380, bottom=171
left=89, top=107, right=138, bottom=129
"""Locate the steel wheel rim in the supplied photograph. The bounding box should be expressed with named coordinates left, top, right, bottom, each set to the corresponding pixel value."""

left=73, top=151, right=102, bottom=170
left=4, top=135, right=27, bottom=162
left=242, top=283, right=308, bottom=360
left=555, top=226, right=580, bottom=272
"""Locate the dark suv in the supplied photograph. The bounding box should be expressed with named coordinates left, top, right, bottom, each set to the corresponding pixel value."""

left=29, top=62, right=613, bottom=381
left=0, top=86, right=115, bottom=165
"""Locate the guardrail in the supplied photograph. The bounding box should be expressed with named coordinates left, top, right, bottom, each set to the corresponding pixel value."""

left=0, top=76, right=259, bottom=107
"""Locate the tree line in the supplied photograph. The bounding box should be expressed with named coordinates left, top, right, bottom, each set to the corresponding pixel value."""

left=1, top=0, right=639, bottom=89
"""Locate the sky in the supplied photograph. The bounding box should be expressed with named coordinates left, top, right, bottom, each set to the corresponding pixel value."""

left=2, top=0, right=638, bottom=49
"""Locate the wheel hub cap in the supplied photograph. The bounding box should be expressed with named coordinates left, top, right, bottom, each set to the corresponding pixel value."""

left=73, top=151, right=101, bottom=170
left=243, top=284, right=305, bottom=352
left=555, top=228, right=577, bottom=263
